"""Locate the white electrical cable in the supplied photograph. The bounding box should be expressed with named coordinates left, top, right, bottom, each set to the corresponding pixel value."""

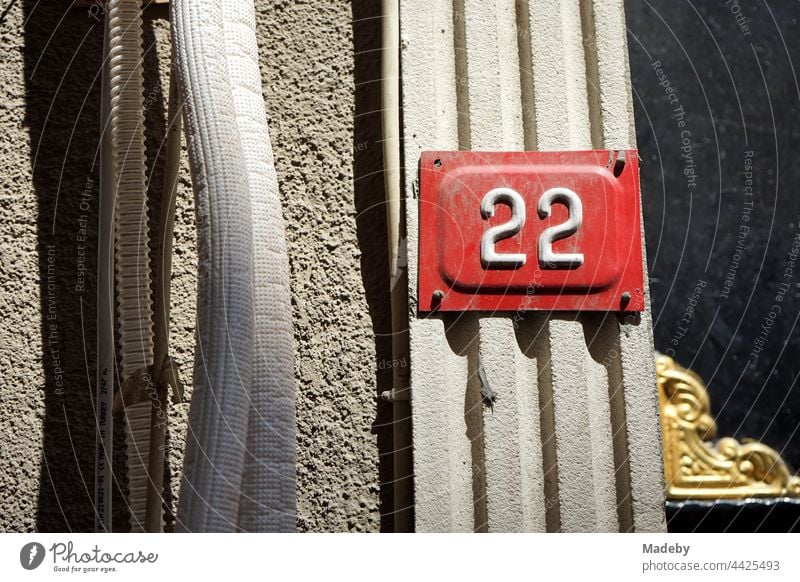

left=380, top=0, right=413, bottom=532
left=173, top=0, right=296, bottom=531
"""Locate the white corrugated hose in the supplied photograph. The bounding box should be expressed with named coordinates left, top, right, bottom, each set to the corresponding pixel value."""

left=172, top=0, right=296, bottom=532
left=104, top=0, right=155, bottom=533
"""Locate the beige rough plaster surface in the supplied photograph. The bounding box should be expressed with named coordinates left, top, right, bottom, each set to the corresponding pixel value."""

left=1, top=1, right=388, bottom=532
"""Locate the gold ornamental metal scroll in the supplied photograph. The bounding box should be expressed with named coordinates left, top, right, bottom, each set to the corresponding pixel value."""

left=657, top=354, right=800, bottom=500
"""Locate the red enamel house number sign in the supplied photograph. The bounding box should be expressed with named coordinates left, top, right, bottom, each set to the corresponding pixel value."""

left=418, top=150, right=646, bottom=312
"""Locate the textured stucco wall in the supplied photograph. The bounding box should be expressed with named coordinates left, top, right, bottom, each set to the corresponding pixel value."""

left=0, top=1, right=389, bottom=532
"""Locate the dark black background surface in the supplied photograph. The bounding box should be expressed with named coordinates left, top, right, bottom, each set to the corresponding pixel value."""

left=666, top=499, right=800, bottom=532
left=626, top=0, right=800, bottom=472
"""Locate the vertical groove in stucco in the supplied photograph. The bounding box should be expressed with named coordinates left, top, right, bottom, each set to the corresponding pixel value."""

left=452, top=0, right=470, bottom=151
left=515, top=0, right=538, bottom=151
left=583, top=313, right=634, bottom=531
left=579, top=0, right=605, bottom=149
left=518, top=316, right=561, bottom=532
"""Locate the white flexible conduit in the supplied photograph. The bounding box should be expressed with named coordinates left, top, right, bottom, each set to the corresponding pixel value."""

left=106, top=0, right=154, bottom=532
left=221, top=0, right=297, bottom=532
left=173, top=0, right=296, bottom=531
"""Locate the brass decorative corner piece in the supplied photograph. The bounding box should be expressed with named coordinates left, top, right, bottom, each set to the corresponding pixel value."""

left=657, top=354, right=800, bottom=500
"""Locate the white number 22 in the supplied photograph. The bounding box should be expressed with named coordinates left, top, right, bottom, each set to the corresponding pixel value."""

left=479, top=186, right=584, bottom=269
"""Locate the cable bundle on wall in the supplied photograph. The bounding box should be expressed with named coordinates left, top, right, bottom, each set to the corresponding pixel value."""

left=96, top=0, right=296, bottom=532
